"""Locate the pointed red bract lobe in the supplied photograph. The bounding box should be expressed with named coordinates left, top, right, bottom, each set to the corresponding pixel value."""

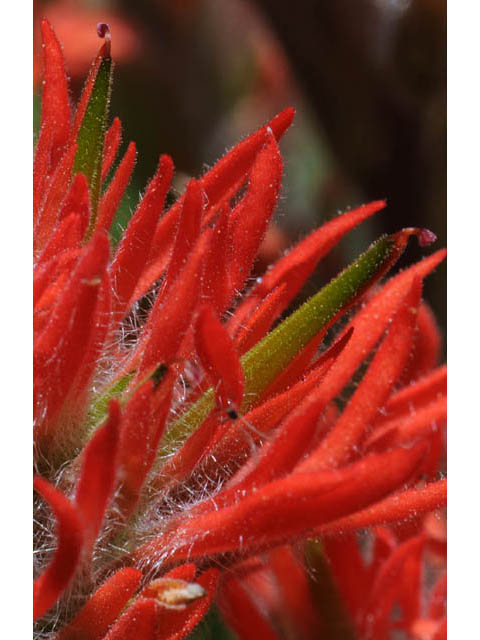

left=37, top=213, right=83, bottom=265
left=254, top=200, right=386, bottom=307
left=34, top=232, right=110, bottom=446
left=110, top=154, right=173, bottom=318
left=74, top=400, right=121, bottom=549
left=101, top=117, right=122, bottom=181
left=103, top=598, right=158, bottom=640
left=116, top=379, right=175, bottom=519
left=299, top=277, right=422, bottom=471
left=195, top=305, right=245, bottom=412
left=361, top=536, right=425, bottom=639
left=33, top=477, right=84, bottom=621
left=58, top=172, right=91, bottom=238
left=56, top=568, right=143, bottom=640
left=35, top=144, right=78, bottom=252
left=228, top=134, right=283, bottom=294
left=40, top=20, right=72, bottom=167
left=136, top=442, right=426, bottom=565
left=95, top=142, right=137, bottom=233
left=136, top=230, right=212, bottom=379
left=135, top=109, right=295, bottom=303
left=163, top=178, right=203, bottom=294
left=234, top=284, right=287, bottom=354
left=319, top=479, right=447, bottom=535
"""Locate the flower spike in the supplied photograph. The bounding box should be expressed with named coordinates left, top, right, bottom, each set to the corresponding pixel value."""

left=33, top=22, right=446, bottom=637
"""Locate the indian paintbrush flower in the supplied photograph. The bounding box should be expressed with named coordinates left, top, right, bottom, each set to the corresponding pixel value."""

left=33, top=20, right=447, bottom=640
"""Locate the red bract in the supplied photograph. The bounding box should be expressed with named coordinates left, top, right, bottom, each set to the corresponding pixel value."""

left=34, top=21, right=446, bottom=639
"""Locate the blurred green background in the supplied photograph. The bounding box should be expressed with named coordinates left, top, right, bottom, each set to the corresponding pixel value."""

left=34, top=0, right=446, bottom=342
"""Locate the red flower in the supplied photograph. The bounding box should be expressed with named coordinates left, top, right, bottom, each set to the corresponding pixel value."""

left=34, top=21, right=446, bottom=639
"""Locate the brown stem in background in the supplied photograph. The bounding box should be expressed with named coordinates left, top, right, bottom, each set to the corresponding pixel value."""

left=305, top=540, right=358, bottom=640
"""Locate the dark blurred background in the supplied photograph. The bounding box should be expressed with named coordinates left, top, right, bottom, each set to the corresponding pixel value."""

left=34, top=0, right=446, bottom=342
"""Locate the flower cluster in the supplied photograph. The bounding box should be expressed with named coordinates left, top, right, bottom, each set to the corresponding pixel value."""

left=34, top=21, right=446, bottom=640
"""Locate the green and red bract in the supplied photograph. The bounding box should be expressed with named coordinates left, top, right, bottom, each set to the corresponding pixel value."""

left=33, top=20, right=446, bottom=640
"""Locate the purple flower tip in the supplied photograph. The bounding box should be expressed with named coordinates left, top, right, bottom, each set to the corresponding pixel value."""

left=97, top=22, right=110, bottom=39
left=417, top=228, right=437, bottom=247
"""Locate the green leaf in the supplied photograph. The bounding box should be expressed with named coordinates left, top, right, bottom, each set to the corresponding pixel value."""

left=165, top=232, right=407, bottom=448
left=87, top=372, right=133, bottom=429
left=73, top=55, right=113, bottom=231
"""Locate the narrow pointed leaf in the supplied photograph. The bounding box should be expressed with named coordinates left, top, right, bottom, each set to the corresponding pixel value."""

left=240, top=230, right=427, bottom=402
left=289, top=248, right=447, bottom=419
left=201, top=330, right=352, bottom=480
left=34, top=233, right=110, bottom=448
left=73, top=38, right=113, bottom=224
left=228, top=134, right=283, bottom=294
left=166, top=229, right=432, bottom=447
left=37, top=213, right=82, bottom=265
left=234, top=284, right=287, bottom=354
left=252, top=200, right=386, bottom=308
